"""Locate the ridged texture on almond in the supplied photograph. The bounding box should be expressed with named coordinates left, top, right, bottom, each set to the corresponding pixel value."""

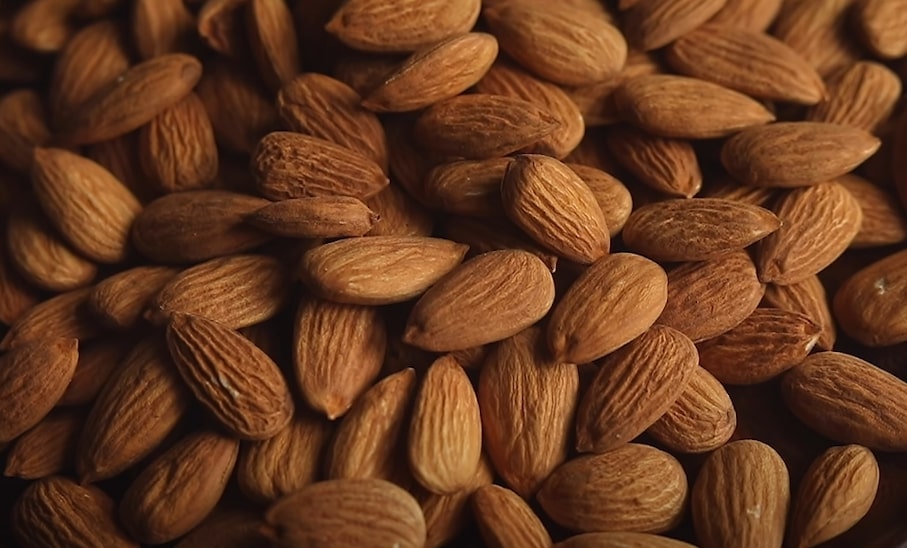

left=0, top=338, right=78, bottom=443
left=658, top=251, right=765, bottom=342
left=166, top=313, right=295, bottom=440
left=58, top=339, right=128, bottom=407
left=247, top=196, right=378, bottom=238
left=569, top=164, right=633, bottom=236
left=772, top=0, right=860, bottom=77
left=698, top=308, right=820, bottom=385
left=31, top=148, right=141, bottom=263
left=856, top=0, right=907, bottom=58
left=4, top=410, right=83, bottom=479
left=277, top=73, right=388, bottom=170
left=325, top=0, right=481, bottom=52
left=293, top=298, right=387, bottom=419
left=788, top=445, right=879, bottom=548
left=834, top=248, right=907, bottom=346
left=566, top=49, right=661, bottom=127
left=0, top=89, right=50, bottom=174
left=548, top=253, right=666, bottom=363
left=472, top=484, right=552, bottom=548
left=133, top=190, right=272, bottom=263
left=443, top=216, right=559, bottom=272
left=806, top=61, right=901, bottom=133
left=413, top=94, right=560, bottom=159
left=77, top=337, right=190, bottom=483
left=666, top=24, right=825, bottom=104
left=119, top=431, right=239, bottom=545
left=133, top=0, right=194, bottom=59
left=253, top=131, right=389, bottom=201
left=57, top=53, right=203, bottom=145
left=704, top=178, right=776, bottom=206
left=502, top=154, right=609, bottom=264
left=237, top=411, right=333, bottom=504
left=12, top=477, right=137, bottom=548
left=88, top=265, right=178, bottom=330
left=692, top=440, right=790, bottom=548
left=764, top=276, right=836, bottom=350
left=0, top=287, right=100, bottom=351
left=264, top=479, right=427, bottom=547
left=484, top=3, right=626, bottom=86
left=85, top=133, right=149, bottom=202
left=476, top=63, right=585, bottom=159
left=723, top=122, right=881, bottom=188
left=419, top=457, right=494, bottom=548
left=366, top=183, right=435, bottom=237
left=247, top=0, right=300, bottom=91
left=364, top=33, right=498, bottom=113
left=624, top=0, right=729, bottom=51
left=404, top=250, right=555, bottom=351
left=538, top=444, right=688, bottom=533
left=782, top=352, right=907, bottom=451
left=757, top=181, right=862, bottom=285
left=148, top=254, right=288, bottom=328
left=840, top=174, right=907, bottom=248
left=576, top=325, right=698, bottom=453
left=423, top=158, right=510, bottom=217
left=300, top=236, right=468, bottom=305
left=623, top=198, right=779, bottom=262
left=327, top=368, right=415, bottom=483
left=709, top=0, right=782, bottom=32
left=556, top=532, right=696, bottom=548
left=616, top=74, right=774, bottom=139
left=605, top=125, right=702, bottom=198
left=648, top=366, right=736, bottom=454
left=478, top=327, right=578, bottom=498
left=0, top=239, right=40, bottom=327
left=409, top=355, right=482, bottom=494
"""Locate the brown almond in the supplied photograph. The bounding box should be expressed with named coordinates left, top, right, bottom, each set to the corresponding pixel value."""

left=442, top=216, right=559, bottom=272
left=605, top=125, right=703, bottom=197
left=88, top=265, right=179, bottom=330
left=0, top=89, right=50, bottom=173
left=132, top=0, right=195, bottom=59
left=1, top=287, right=101, bottom=351
left=566, top=50, right=662, bottom=127
left=556, top=532, right=697, bottom=548
left=834, top=248, right=907, bottom=346
left=173, top=509, right=269, bottom=548
left=404, top=250, right=555, bottom=351
left=568, top=164, right=634, bottom=236
left=9, top=0, right=78, bottom=53
left=624, top=0, right=728, bottom=51
left=709, top=0, right=782, bottom=32
left=4, top=409, right=84, bottom=479
left=0, top=239, right=40, bottom=327
left=472, top=484, right=552, bottom=548
left=764, top=275, right=836, bottom=350
left=839, top=174, right=907, bottom=248
left=538, top=444, right=688, bottom=533
left=420, top=457, right=494, bottom=548
left=423, top=158, right=509, bottom=218
left=772, top=0, right=861, bottom=77
left=246, top=196, right=378, bottom=239
left=807, top=61, right=901, bottom=133
left=855, top=0, right=907, bottom=58
left=197, top=0, right=248, bottom=58
left=85, top=132, right=153, bottom=202
left=366, top=183, right=435, bottom=237
left=246, top=0, right=300, bottom=91
left=58, top=339, right=130, bottom=406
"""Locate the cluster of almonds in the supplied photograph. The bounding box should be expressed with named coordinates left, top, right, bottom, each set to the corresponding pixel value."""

left=2, top=0, right=907, bottom=546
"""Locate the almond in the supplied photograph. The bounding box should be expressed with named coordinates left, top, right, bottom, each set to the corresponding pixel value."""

left=9, top=0, right=78, bottom=53
left=423, top=158, right=510, bottom=218
left=0, top=239, right=40, bottom=327
left=132, top=0, right=195, bottom=59
left=197, top=0, right=248, bottom=58
left=442, top=216, right=559, bottom=272
left=806, top=61, right=901, bottom=133
left=566, top=50, right=662, bottom=127
left=246, top=0, right=300, bottom=91
left=472, top=484, right=552, bottom=548
left=709, top=0, right=782, bottom=32
left=0, top=89, right=50, bottom=173
left=88, top=265, right=179, bottom=330
left=605, top=125, right=702, bottom=198
left=173, top=509, right=269, bottom=548
left=366, top=183, right=435, bottom=237
left=4, top=409, right=84, bottom=479
left=772, top=0, right=861, bottom=77
left=420, top=457, right=494, bottom=548
left=763, top=275, right=835, bottom=351
left=855, top=0, right=907, bottom=58
left=568, top=164, right=634, bottom=236
left=839, top=174, right=907, bottom=247
left=624, top=0, right=729, bottom=51
left=1, top=287, right=100, bottom=351
left=86, top=132, right=153, bottom=202
left=834, top=248, right=907, bottom=346
left=58, top=339, right=130, bottom=406
left=246, top=196, right=378, bottom=238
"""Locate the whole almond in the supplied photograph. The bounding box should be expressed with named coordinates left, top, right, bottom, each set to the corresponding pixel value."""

left=855, top=0, right=907, bottom=58
left=420, top=457, right=494, bottom=548
left=300, top=236, right=468, bottom=305
left=764, top=275, right=835, bottom=351
left=772, top=0, right=860, bottom=77
left=605, top=125, right=703, bottom=198
left=173, top=509, right=269, bottom=548
left=478, top=327, right=578, bottom=498
left=366, top=183, right=435, bottom=237
left=264, top=478, right=426, bottom=547
left=692, top=439, right=790, bottom=548
left=404, top=250, right=555, bottom=351
left=806, top=61, right=901, bottom=133
left=132, top=0, right=195, bottom=59
left=839, top=174, right=907, bottom=247
left=246, top=0, right=300, bottom=91
left=472, top=484, right=552, bottom=548
left=4, top=409, right=84, bottom=479
left=782, top=352, right=907, bottom=451
left=568, top=164, right=633, bottom=236
left=88, top=265, right=179, bottom=330
left=0, top=287, right=100, bottom=351
left=709, top=0, right=782, bottom=32
left=0, top=89, right=50, bottom=174
left=538, top=444, right=688, bottom=533
left=58, top=339, right=130, bottom=407
left=624, top=0, right=729, bottom=51
left=834, top=248, right=907, bottom=346
left=423, top=158, right=510, bottom=218
left=246, top=196, right=379, bottom=238
left=85, top=132, right=152, bottom=202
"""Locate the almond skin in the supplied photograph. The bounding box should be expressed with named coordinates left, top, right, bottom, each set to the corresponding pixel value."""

left=782, top=352, right=907, bottom=451
left=764, top=275, right=836, bottom=350
left=88, top=265, right=179, bottom=330
left=624, top=0, right=728, bottom=51
left=58, top=339, right=129, bottom=407
left=246, top=0, right=300, bottom=91
left=403, top=250, right=555, bottom=352
left=834, top=248, right=907, bottom=346
left=807, top=61, right=901, bottom=133
left=772, top=0, right=861, bottom=77
left=4, top=409, right=84, bottom=479
left=568, top=164, right=633, bottom=236
left=856, top=0, right=907, bottom=58
left=247, top=196, right=379, bottom=239
left=0, top=89, right=50, bottom=174
left=840, top=174, right=907, bottom=248
left=472, top=484, right=552, bottom=548
left=555, top=532, right=697, bottom=548
left=0, top=287, right=100, bottom=351
left=538, top=444, right=688, bottom=533
left=423, top=158, right=510, bottom=218
left=709, top=0, right=782, bottom=32
left=132, top=0, right=195, bottom=59
left=605, top=125, right=702, bottom=198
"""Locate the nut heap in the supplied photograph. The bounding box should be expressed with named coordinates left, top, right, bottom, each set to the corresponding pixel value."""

left=2, top=0, right=907, bottom=547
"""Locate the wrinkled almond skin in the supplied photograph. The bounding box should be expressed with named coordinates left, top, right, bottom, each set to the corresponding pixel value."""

left=0, top=239, right=41, bottom=327
left=4, top=409, right=84, bottom=479
left=782, top=352, right=907, bottom=452
left=538, top=444, right=688, bottom=533
left=568, top=164, right=633, bottom=236
left=840, top=174, right=907, bottom=248
left=605, top=125, right=702, bottom=198
left=807, top=61, right=901, bottom=133
left=58, top=339, right=129, bottom=407
left=442, top=216, right=559, bottom=272
left=404, top=250, right=555, bottom=352
left=772, top=0, right=860, bottom=77
left=247, top=0, right=301, bottom=91
left=247, top=196, right=379, bottom=239
left=132, top=0, right=195, bottom=59
left=555, top=532, right=697, bottom=548
left=420, top=457, right=494, bottom=548
left=197, top=0, right=248, bottom=58
left=173, top=509, right=269, bottom=548
left=709, top=0, right=782, bottom=32
left=472, top=484, right=552, bottom=548
left=366, top=183, right=435, bottom=237
left=764, top=275, right=836, bottom=350
left=423, top=158, right=510, bottom=218
left=0, top=287, right=100, bottom=351
left=624, top=0, right=728, bottom=51
left=88, top=265, right=178, bottom=330
left=834, top=248, right=907, bottom=346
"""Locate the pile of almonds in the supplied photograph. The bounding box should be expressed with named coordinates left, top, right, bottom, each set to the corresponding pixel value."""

left=2, top=0, right=907, bottom=546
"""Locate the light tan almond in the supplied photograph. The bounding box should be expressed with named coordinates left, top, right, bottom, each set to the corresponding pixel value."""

left=246, top=0, right=300, bottom=91
left=807, top=61, right=901, bottom=133
left=855, top=0, right=907, bottom=58
left=772, top=0, right=860, bottom=77
left=605, top=125, right=702, bottom=197
left=132, top=0, right=195, bottom=59
left=246, top=196, right=378, bottom=239
left=839, top=174, right=907, bottom=248
left=58, top=339, right=130, bottom=406
left=0, top=89, right=50, bottom=173
left=442, top=216, right=559, bottom=272
left=472, top=484, right=551, bottom=548
left=624, top=0, right=729, bottom=51
left=764, top=275, right=836, bottom=350
left=4, top=409, right=84, bottom=479
left=568, top=164, right=633, bottom=236
left=709, top=0, right=782, bottom=32
left=404, top=250, right=555, bottom=351
left=88, top=265, right=179, bottom=330
left=616, top=74, right=775, bottom=139
left=423, top=158, right=509, bottom=218
left=0, top=287, right=101, bottom=351
left=478, top=327, right=578, bottom=498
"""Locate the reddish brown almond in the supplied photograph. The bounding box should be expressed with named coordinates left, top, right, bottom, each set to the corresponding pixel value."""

left=616, top=74, right=775, bottom=139
left=442, top=216, right=559, bottom=272
left=757, top=181, right=862, bottom=285
left=568, top=164, right=633, bottom=236
left=85, top=133, right=151, bottom=202
left=765, top=276, right=836, bottom=350
left=132, top=0, right=194, bottom=59
left=472, top=485, right=552, bottom=548
left=576, top=325, right=698, bottom=453
left=605, top=125, right=702, bottom=198
left=556, top=532, right=697, bottom=548
left=423, top=158, right=510, bottom=218
left=404, top=250, right=555, bottom=351
left=246, top=196, right=379, bottom=239
left=666, top=24, right=826, bottom=104
left=788, top=445, right=879, bottom=548
left=648, top=366, right=737, bottom=454
left=264, top=479, right=426, bottom=547
left=247, top=0, right=300, bottom=91
left=697, top=308, right=821, bottom=385
left=277, top=73, right=388, bottom=170
left=166, top=313, right=295, bottom=440
left=9, top=0, right=78, bottom=53
left=57, top=53, right=203, bottom=145
left=58, top=339, right=130, bottom=407
left=658, top=251, right=765, bottom=342
left=723, top=122, right=881, bottom=188
left=692, top=440, right=789, bottom=548
left=624, top=0, right=729, bottom=51
left=0, top=89, right=50, bottom=173
left=12, top=477, right=137, bottom=548
left=1, top=287, right=100, bottom=351
left=32, top=148, right=141, bottom=263
left=834, top=248, right=907, bottom=346
left=484, top=2, right=626, bottom=86
left=0, top=339, right=79, bottom=443
left=703, top=177, right=776, bottom=206
left=840, top=174, right=907, bottom=248
left=420, top=457, right=494, bottom=548
left=807, top=61, right=901, bottom=133
left=0, top=239, right=40, bottom=327
left=4, top=409, right=84, bottom=479
left=772, top=0, right=861, bottom=77
left=363, top=33, right=499, bottom=113
left=197, top=0, right=247, bottom=58
left=148, top=254, right=288, bottom=329
left=622, top=198, right=780, bottom=262
left=253, top=131, right=389, bottom=201
left=119, top=431, right=239, bottom=545
left=782, top=352, right=907, bottom=451
left=88, top=266, right=178, bottom=330
left=409, top=355, right=482, bottom=495
left=332, top=52, right=404, bottom=97
left=709, top=0, right=782, bottom=32
left=548, top=253, right=667, bottom=364
left=538, top=444, right=688, bottom=533
left=174, top=509, right=269, bottom=548
left=566, top=49, right=661, bottom=127
left=478, top=327, right=578, bottom=498
left=856, top=0, right=907, bottom=58
left=293, top=298, right=387, bottom=419
left=325, top=0, right=481, bottom=52
left=502, top=154, right=609, bottom=264
left=366, top=183, right=435, bottom=237
left=414, top=94, right=560, bottom=159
